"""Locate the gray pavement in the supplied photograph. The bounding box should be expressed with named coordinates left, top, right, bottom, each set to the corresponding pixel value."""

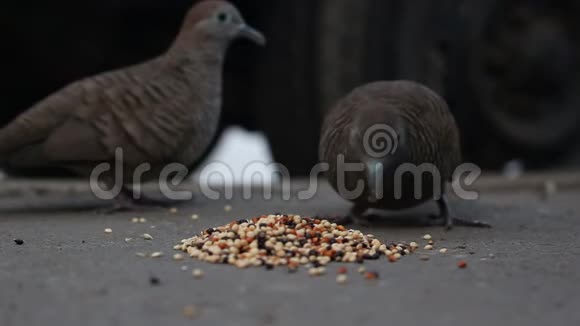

left=1, top=180, right=579, bottom=326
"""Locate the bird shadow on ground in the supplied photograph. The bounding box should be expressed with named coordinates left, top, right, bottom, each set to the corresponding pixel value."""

left=0, top=197, right=109, bottom=215
left=359, top=212, right=442, bottom=228
left=318, top=200, right=493, bottom=229
left=0, top=194, right=200, bottom=216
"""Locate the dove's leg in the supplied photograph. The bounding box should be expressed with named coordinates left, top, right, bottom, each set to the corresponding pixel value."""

left=431, top=195, right=491, bottom=230
left=98, top=190, right=141, bottom=215
left=98, top=186, right=173, bottom=215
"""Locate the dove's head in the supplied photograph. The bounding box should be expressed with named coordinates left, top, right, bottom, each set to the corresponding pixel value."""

left=175, top=0, right=266, bottom=50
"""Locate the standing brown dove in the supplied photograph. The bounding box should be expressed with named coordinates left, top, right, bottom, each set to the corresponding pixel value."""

left=0, top=0, right=265, bottom=211
left=319, top=81, right=490, bottom=229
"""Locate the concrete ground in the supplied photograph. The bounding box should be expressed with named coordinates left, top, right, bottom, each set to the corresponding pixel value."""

left=1, top=178, right=579, bottom=326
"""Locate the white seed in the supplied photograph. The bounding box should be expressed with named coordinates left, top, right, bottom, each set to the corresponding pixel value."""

left=183, top=305, right=200, bottom=319
left=173, top=253, right=184, bottom=261
left=191, top=214, right=199, bottom=220
left=131, top=217, right=139, bottom=223
left=336, top=274, right=348, bottom=284
left=235, top=260, right=249, bottom=269
left=124, top=238, right=133, bottom=243
left=439, top=248, right=448, bottom=254
left=410, top=242, right=419, bottom=248
left=308, top=267, right=326, bottom=276
left=357, top=266, right=367, bottom=274
left=143, top=233, right=154, bottom=240
left=169, top=207, right=178, bottom=214
left=139, top=217, right=147, bottom=223
left=180, top=265, right=188, bottom=271
left=136, top=252, right=146, bottom=257
left=192, top=269, right=204, bottom=278
left=224, top=205, right=232, bottom=212
left=423, top=234, right=432, bottom=240
left=150, top=252, right=163, bottom=258
left=104, top=228, right=112, bottom=234
left=424, top=244, right=433, bottom=250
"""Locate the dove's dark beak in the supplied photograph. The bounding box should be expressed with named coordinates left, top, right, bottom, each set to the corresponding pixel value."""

left=237, top=24, right=266, bottom=46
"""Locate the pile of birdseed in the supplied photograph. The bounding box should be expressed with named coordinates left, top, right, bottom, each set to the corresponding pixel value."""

left=174, top=214, right=417, bottom=270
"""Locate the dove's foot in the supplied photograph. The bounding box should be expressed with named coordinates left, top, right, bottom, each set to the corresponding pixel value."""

left=430, top=196, right=492, bottom=230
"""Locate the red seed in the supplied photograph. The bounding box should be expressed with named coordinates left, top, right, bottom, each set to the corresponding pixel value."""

left=364, top=271, right=379, bottom=280
left=337, top=266, right=348, bottom=274
left=457, top=260, right=468, bottom=269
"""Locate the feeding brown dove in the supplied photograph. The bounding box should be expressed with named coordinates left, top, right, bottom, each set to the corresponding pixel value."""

left=319, top=81, right=490, bottom=229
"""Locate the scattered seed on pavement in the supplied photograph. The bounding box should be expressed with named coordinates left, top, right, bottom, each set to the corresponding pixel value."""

left=150, top=252, right=163, bottom=258
left=104, top=228, right=112, bottom=234
left=136, top=252, right=147, bottom=257
left=192, top=269, right=204, bottom=278
left=357, top=266, right=367, bottom=274
left=337, top=266, right=348, bottom=274
left=224, top=205, right=232, bottom=212
left=173, top=253, right=184, bottom=261
left=439, top=248, right=448, bottom=254
left=143, top=233, right=154, bottom=240
left=183, top=305, right=200, bottom=319
left=308, top=267, right=326, bottom=277
left=457, top=260, right=468, bottom=269
left=336, top=274, right=348, bottom=284
left=364, top=271, right=379, bottom=280
left=423, top=234, right=432, bottom=240
left=14, top=239, right=24, bottom=245
left=125, top=238, right=133, bottom=243
left=169, top=207, right=179, bottom=214
left=424, top=244, right=433, bottom=250
left=149, top=276, right=160, bottom=286
left=191, top=214, right=199, bottom=220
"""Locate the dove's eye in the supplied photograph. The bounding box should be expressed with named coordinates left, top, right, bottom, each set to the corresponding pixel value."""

left=217, top=12, right=229, bottom=23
